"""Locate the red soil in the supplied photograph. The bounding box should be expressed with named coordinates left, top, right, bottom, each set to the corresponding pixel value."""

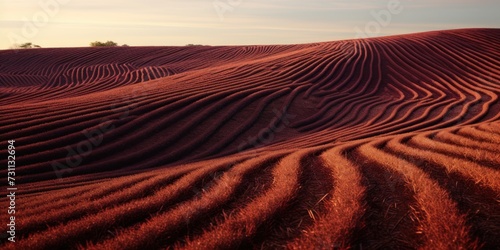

left=0, top=28, right=499, bottom=249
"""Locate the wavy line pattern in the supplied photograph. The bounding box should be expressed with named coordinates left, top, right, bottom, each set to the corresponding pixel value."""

left=0, top=28, right=499, bottom=249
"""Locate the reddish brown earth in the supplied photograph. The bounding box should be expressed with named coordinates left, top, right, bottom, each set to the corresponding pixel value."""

left=0, top=28, right=499, bottom=249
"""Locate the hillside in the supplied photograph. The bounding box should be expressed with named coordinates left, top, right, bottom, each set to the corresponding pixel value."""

left=0, top=28, right=499, bottom=249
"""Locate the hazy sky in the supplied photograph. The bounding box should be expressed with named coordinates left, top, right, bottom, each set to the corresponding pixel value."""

left=0, top=0, right=499, bottom=49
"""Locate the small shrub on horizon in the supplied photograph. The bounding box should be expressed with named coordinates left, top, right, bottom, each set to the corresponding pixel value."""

left=11, top=42, right=42, bottom=49
left=90, top=41, right=119, bottom=47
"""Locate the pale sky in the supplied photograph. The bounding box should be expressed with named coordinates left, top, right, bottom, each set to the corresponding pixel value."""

left=0, top=0, right=499, bottom=49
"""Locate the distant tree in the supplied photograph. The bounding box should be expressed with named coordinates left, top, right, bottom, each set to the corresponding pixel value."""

left=121, top=44, right=129, bottom=47
left=185, top=44, right=204, bottom=46
left=20, top=42, right=33, bottom=48
left=14, top=42, right=42, bottom=49
left=90, top=41, right=118, bottom=47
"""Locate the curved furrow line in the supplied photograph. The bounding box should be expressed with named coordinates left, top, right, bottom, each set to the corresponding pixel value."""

left=317, top=98, right=397, bottom=142
left=461, top=26, right=500, bottom=48
left=12, top=163, right=181, bottom=193
left=217, top=44, right=310, bottom=66
left=0, top=74, right=47, bottom=87
left=0, top=46, right=292, bottom=102
left=69, top=75, right=136, bottom=97
left=345, top=141, right=426, bottom=249
left=433, top=128, right=500, bottom=153
left=0, top=184, right=98, bottom=220
left=1, top=157, right=241, bottom=250
left=404, top=36, right=486, bottom=101
left=301, top=46, right=355, bottom=97
left=261, top=112, right=378, bottom=150
left=406, top=36, right=499, bottom=125
left=10, top=179, right=106, bottom=196
left=210, top=67, right=280, bottom=89
left=324, top=95, right=392, bottom=132
left=379, top=91, right=460, bottom=133
left=165, top=61, right=299, bottom=96
left=443, top=32, right=500, bottom=72
left=375, top=78, right=442, bottom=120
left=150, top=67, right=290, bottom=99
left=2, top=51, right=56, bottom=75
left=387, top=135, right=500, bottom=193
left=342, top=40, right=381, bottom=94
left=0, top=78, right=180, bottom=128
left=162, top=51, right=233, bottom=71
left=408, top=131, right=500, bottom=169
left=74, top=64, right=118, bottom=86
left=0, top=99, right=132, bottom=139
left=4, top=80, right=286, bottom=174
left=451, top=29, right=500, bottom=50
left=309, top=40, right=382, bottom=131
left=358, top=138, right=475, bottom=249
left=0, top=52, right=47, bottom=74
left=293, top=40, right=381, bottom=131
left=0, top=77, right=284, bottom=156
left=476, top=122, right=500, bottom=135
left=19, top=154, right=238, bottom=199
left=287, top=43, right=353, bottom=87
left=287, top=143, right=365, bottom=249
left=128, top=49, right=189, bottom=67
left=264, top=79, right=430, bottom=148
left=0, top=83, right=86, bottom=105
left=250, top=148, right=339, bottom=249
left=56, top=80, right=115, bottom=101
left=0, top=172, right=153, bottom=225
left=376, top=37, right=455, bottom=98
left=138, top=88, right=292, bottom=166
left=163, top=66, right=290, bottom=98
left=2, top=178, right=83, bottom=213
left=179, top=149, right=309, bottom=249
left=317, top=40, right=361, bottom=91
left=15, top=84, right=90, bottom=103
left=116, top=48, right=180, bottom=67
left=363, top=77, right=421, bottom=123
left=8, top=171, right=138, bottom=199
left=216, top=58, right=274, bottom=80
left=380, top=47, right=445, bottom=100
left=469, top=74, right=500, bottom=98
left=48, top=64, right=137, bottom=96
left=83, top=74, right=127, bottom=93
left=0, top=73, right=188, bottom=126
left=19, top=173, right=157, bottom=219
left=149, top=71, right=300, bottom=110
left=340, top=96, right=453, bottom=141
left=0, top=115, right=131, bottom=173
left=85, top=152, right=287, bottom=250
left=384, top=136, right=500, bottom=249
left=38, top=49, right=113, bottom=77
left=457, top=126, right=500, bottom=144
left=78, top=87, right=289, bottom=169
left=307, top=96, right=386, bottom=134
left=148, top=46, right=218, bottom=66
left=11, top=165, right=135, bottom=190
left=0, top=49, right=59, bottom=70
left=15, top=163, right=205, bottom=237
left=0, top=87, right=54, bottom=105
left=197, top=84, right=308, bottom=158
left=131, top=48, right=189, bottom=66
left=436, top=37, right=500, bottom=84
left=338, top=40, right=376, bottom=95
